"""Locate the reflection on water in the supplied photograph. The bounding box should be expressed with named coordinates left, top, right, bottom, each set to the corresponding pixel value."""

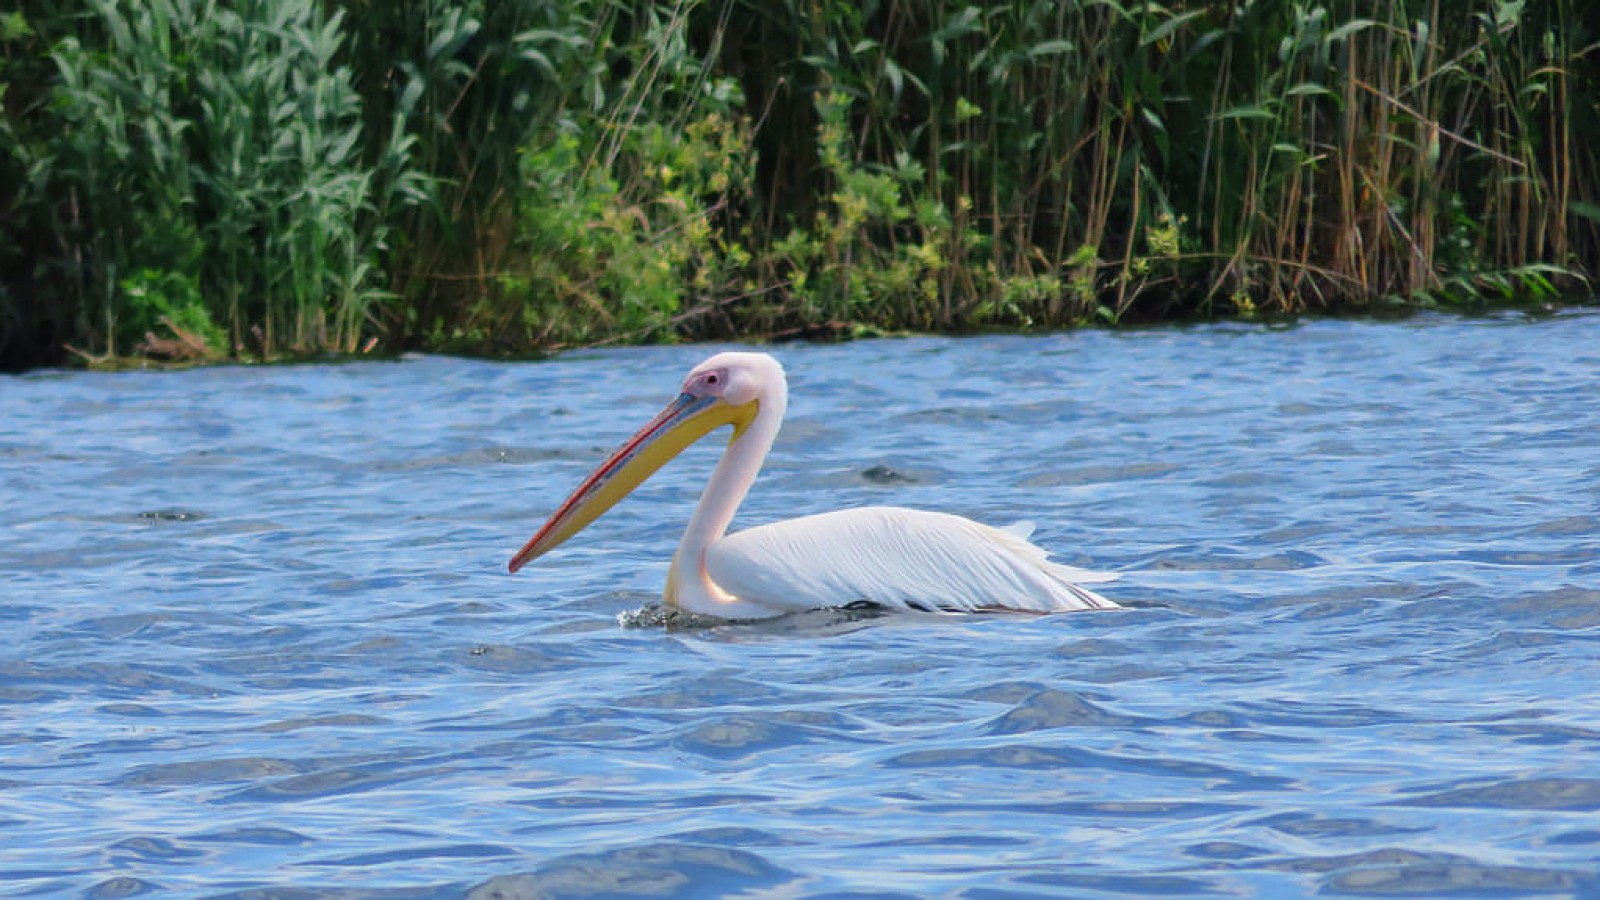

left=3, top=311, right=1599, bottom=895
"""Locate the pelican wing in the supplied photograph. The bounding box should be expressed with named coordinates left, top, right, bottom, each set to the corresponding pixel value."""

left=706, top=506, right=1117, bottom=614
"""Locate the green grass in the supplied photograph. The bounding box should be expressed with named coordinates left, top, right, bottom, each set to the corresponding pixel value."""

left=1, top=0, right=1595, bottom=369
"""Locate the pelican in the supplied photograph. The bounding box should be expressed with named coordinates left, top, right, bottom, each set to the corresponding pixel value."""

left=509, top=351, right=1117, bottom=619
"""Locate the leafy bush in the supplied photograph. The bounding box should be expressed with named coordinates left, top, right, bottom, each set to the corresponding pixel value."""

left=1, top=0, right=1596, bottom=369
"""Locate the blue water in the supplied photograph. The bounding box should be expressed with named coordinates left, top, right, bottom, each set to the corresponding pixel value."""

left=4, top=312, right=1599, bottom=897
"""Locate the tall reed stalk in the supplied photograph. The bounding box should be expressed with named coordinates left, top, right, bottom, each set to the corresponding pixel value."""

left=1, top=0, right=1595, bottom=368
left=708, top=0, right=1597, bottom=327
left=8, top=0, right=406, bottom=363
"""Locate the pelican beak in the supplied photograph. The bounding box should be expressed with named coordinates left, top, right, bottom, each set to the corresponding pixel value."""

left=509, top=392, right=756, bottom=573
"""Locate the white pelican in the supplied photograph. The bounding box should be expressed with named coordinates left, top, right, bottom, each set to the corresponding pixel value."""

left=509, top=351, right=1117, bottom=619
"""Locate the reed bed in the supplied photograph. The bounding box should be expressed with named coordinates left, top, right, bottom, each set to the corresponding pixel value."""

left=1, top=0, right=1595, bottom=368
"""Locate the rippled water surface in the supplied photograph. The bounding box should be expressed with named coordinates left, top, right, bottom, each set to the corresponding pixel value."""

left=5, top=313, right=1600, bottom=897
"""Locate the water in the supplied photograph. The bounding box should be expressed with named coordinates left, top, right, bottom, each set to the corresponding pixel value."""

left=3, top=312, right=1599, bottom=897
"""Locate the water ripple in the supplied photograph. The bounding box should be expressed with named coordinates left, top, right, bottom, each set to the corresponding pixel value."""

left=4, top=313, right=1599, bottom=894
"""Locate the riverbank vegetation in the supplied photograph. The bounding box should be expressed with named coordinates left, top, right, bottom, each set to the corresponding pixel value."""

left=2, top=0, right=1596, bottom=369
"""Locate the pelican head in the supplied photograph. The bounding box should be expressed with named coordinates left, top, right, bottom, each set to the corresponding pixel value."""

left=509, top=352, right=783, bottom=573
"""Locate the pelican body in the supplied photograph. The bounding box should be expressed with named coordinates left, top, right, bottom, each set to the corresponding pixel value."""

left=510, top=352, right=1117, bottom=619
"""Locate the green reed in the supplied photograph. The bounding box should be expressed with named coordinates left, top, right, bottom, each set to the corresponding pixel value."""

left=1, top=0, right=1595, bottom=367
left=6, top=0, right=398, bottom=362
left=714, top=0, right=1596, bottom=327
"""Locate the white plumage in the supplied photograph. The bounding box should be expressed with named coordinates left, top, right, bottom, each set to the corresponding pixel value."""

left=709, top=506, right=1115, bottom=614
left=510, top=351, right=1118, bottom=620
